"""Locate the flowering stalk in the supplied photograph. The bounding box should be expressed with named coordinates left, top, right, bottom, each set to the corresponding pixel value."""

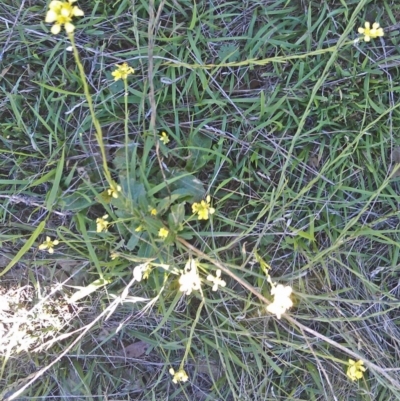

left=67, top=33, right=113, bottom=187
left=123, top=78, right=131, bottom=198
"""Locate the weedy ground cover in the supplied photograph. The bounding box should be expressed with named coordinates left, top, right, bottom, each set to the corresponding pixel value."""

left=1, top=0, right=400, bottom=400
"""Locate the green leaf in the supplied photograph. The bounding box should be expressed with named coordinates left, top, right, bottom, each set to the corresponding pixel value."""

left=0, top=220, right=46, bottom=277
left=127, top=233, right=140, bottom=251
left=60, top=190, right=95, bottom=212
left=120, top=177, right=147, bottom=208
left=46, top=147, right=65, bottom=211
left=218, top=44, right=239, bottom=63
left=168, top=203, right=186, bottom=231
left=167, top=169, right=205, bottom=203
left=186, top=132, right=213, bottom=171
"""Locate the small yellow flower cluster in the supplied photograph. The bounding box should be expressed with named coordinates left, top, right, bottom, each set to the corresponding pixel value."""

left=39, top=236, right=59, bottom=254
left=358, top=22, right=384, bottom=42
left=107, top=183, right=122, bottom=199
left=45, top=0, right=84, bottom=35
left=346, top=359, right=366, bottom=381
left=96, top=215, right=110, bottom=233
left=159, top=131, right=170, bottom=145
left=111, top=62, right=135, bottom=81
left=179, top=259, right=201, bottom=295
left=150, top=208, right=157, bottom=216
left=192, top=195, right=215, bottom=220
left=158, top=227, right=169, bottom=239
left=169, top=368, right=188, bottom=384
left=266, top=284, right=293, bottom=319
left=207, top=269, right=226, bottom=291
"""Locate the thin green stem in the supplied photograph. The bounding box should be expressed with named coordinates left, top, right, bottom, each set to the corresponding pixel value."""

left=68, top=32, right=112, bottom=186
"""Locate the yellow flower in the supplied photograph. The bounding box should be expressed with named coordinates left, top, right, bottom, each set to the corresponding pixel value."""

left=179, top=258, right=201, bottom=295
left=150, top=208, right=157, bottom=216
left=169, top=368, right=189, bottom=384
left=158, top=227, right=169, bottom=239
left=266, top=284, right=293, bottom=319
left=192, top=195, right=215, bottom=220
left=346, top=359, right=366, bottom=381
left=111, top=62, right=135, bottom=81
left=96, top=215, right=110, bottom=233
left=358, top=22, right=384, bottom=42
left=107, top=183, right=121, bottom=199
left=38, top=236, right=59, bottom=254
left=45, top=0, right=84, bottom=35
left=135, top=225, right=144, bottom=232
left=159, top=131, right=170, bottom=145
left=110, top=252, right=118, bottom=260
left=207, top=269, right=226, bottom=291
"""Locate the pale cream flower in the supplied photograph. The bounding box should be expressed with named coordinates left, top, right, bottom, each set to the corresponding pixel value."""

left=45, top=0, right=84, bottom=35
left=266, top=284, right=293, bottom=319
left=159, top=131, right=170, bottom=145
left=358, top=22, right=384, bottom=42
left=133, top=264, right=148, bottom=282
left=96, top=215, right=110, bottom=233
left=158, top=227, right=169, bottom=239
left=107, top=183, right=122, bottom=199
left=207, top=269, right=226, bottom=291
left=179, top=258, right=201, bottom=295
left=38, top=236, right=59, bottom=254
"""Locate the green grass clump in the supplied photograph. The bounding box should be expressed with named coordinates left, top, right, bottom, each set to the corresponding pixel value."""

left=1, top=0, right=400, bottom=400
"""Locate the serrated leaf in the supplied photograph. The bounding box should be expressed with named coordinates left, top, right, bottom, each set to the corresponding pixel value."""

left=218, top=44, right=239, bottom=62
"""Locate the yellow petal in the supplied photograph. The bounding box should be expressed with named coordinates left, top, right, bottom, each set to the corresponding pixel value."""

left=364, top=36, right=371, bottom=42
left=65, top=22, right=76, bottom=33
left=372, top=22, right=379, bottom=29
left=39, top=244, right=47, bottom=250
left=53, top=240, right=60, bottom=245
left=48, top=247, right=54, bottom=254
left=49, top=1, right=62, bottom=10
left=45, top=10, right=57, bottom=23
left=364, top=22, right=370, bottom=29
left=73, top=7, right=84, bottom=16
left=358, top=27, right=365, bottom=34
left=51, top=24, right=61, bottom=35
